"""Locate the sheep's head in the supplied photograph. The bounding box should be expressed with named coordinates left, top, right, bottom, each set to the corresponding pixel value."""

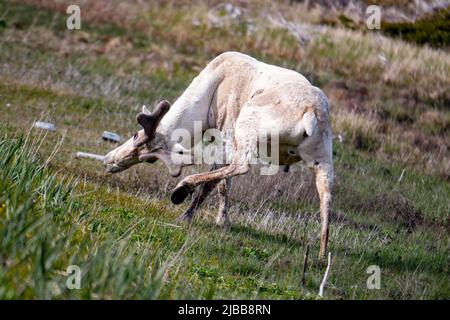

left=103, top=100, right=182, bottom=177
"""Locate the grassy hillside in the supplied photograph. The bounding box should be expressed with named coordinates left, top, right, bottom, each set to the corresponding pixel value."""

left=0, top=0, right=449, bottom=299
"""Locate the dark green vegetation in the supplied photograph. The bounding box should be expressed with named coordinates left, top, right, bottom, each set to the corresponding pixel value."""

left=382, top=7, right=450, bottom=48
left=0, top=0, right=449, bottom=299
left=305, top=1, right=450, bottom=49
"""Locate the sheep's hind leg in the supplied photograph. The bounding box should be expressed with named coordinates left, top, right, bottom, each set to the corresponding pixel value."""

left=176, top=179, right=221, bottom=223
left=171, top=163, right=249, bottom=205
left=314, top=162, right=333, bottom=259
left=176, top=164, right=222, bottom=223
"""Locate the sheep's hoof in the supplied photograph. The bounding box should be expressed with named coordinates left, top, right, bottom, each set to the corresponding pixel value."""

left=171, top=185, right=191, bottom=205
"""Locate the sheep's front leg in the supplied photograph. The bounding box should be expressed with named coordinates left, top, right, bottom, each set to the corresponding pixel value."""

left=215, top=178, right=231, bottom=227
left=314, top=162, right=333, bottom=259
left=171, top=120, right=254, bottom=205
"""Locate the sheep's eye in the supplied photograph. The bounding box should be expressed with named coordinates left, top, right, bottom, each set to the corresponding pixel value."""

left=133, top=132, right=138, bottom=140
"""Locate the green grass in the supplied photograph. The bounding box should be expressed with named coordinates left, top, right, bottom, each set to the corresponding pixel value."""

left=1, top=129, right=448, bottom=299
left=0, top=0, right=449, bottom=300
left=0, top=136, right=185, bottom=299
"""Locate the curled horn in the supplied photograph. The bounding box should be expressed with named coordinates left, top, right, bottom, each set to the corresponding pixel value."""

left=135, top=100, right=170, bottom=144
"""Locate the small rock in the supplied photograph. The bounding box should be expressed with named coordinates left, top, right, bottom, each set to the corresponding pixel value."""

left=33, top=121, right=56, bottom=132
left=378, top=53, right=388, bottom=66
left=101, top=131, right=121, bottom=143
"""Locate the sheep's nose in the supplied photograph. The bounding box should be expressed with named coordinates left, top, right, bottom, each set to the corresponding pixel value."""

left=103, top=161, right=116, bottom=173
left=103, top=153, right=113, bottom=167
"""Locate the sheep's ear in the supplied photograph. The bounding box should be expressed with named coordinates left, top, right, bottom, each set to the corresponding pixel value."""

left=139, top=148, right=182, bottom=177
left=302, top=111, right=317, bottom=136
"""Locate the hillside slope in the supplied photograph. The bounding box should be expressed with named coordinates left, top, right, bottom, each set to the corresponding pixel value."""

left=0, top=0, right=449, bottom=299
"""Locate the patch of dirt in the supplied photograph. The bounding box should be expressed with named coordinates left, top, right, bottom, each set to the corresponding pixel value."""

left=330, top=210, right=379, bottom=232
left=355, top=192, right=450, bottom=233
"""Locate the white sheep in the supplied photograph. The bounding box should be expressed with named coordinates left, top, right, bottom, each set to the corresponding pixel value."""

left=103, top=52, right=333, bottom=258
